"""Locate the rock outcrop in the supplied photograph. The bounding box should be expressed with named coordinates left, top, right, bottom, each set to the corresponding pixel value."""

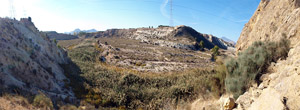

left=236, top=0, right=300, bottom=51
left=234, top=0, right=300, bottom=109
left=0, top=18, right=75, bottom=101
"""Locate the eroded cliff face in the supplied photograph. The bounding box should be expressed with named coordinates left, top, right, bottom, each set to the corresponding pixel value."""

left=234, top=0, right=300, bottom=109
left=0, top=18, right=74, bottom=101
left=236, top=0, right=300, bottom=51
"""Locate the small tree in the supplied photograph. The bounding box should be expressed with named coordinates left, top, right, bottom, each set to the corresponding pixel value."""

left=212, top=46, right=220, bottom=55
left=211, top=46, right=220, bottom=61
left=199, top=41, right=204, bottom=51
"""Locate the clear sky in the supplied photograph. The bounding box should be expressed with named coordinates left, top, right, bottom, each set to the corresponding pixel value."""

left=0, top=0, right=260, bottom=41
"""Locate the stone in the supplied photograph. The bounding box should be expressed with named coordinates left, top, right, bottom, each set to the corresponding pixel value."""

left=249, top=88, right=284, bottom=110
left=223, top=98, right=235, bottom=110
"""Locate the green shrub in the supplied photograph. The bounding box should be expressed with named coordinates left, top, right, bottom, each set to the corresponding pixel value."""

left=225, top=38, right=290, bottom=99
left=199, top=41, right=204, bottom=49
left=53, top=38, right=57, bottom=44
left=211, top=46, right=220, bottom=61
left=211, top=46, right=220, bottom=55
left=85, top=90, right=102, bottom=107
left=57, top=45, right=62, bottom=49
left=32, top=93, right=54, bottom=109
left=194, top=41, right=205, bottom=51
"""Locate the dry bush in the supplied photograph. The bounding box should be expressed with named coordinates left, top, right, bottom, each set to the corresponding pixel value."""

left=64, top=44, right=219, bottom=109
left=32, top=92, right=54, bottom=109
left=225, top=38, right=290, bottom=99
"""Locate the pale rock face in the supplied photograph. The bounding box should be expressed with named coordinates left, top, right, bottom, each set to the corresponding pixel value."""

left=236, top=0, right=300, bottom=51
left=0, top=18, right=74, bottom=101
left=234, top=0, right=300, bottom=109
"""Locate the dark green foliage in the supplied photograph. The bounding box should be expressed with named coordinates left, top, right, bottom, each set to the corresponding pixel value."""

left=211, top=46, right=220, bottom=61
left=225, top=38, right=290, bottom=99
left=53, top=38, right=57, bottom=44
left=211, top=46, right=220, bottom=56
left=57, top=45, right=62, bottom=49
left=199, top=41, right=204, bottom=49
left=195, top=40, right=204, bottom=51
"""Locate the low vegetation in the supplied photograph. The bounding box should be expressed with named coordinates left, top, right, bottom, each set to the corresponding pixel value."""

left=59, top=36, right=290, bottom=109
left=32, top=92, right=54, bottom=109
left=63, top=44, right=223, bottom=109
left=0, top=92, right=55, bottom=110
left=225, top=38, right=290, bottom=99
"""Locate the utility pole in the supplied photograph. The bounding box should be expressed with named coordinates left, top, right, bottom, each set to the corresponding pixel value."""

left=170, top=0, right=173, bottom=26
left=9, top=0, right=16, bottom=19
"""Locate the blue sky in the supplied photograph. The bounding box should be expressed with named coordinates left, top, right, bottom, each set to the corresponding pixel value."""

left=0, top=0, right=260, bottom=41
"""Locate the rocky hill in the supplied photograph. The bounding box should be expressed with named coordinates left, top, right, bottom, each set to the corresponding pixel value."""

left=0, top=17, right=75, bottom=103
left=234, top=0, right=300, bottom=109
left=84, top=25, right=234, bottom=50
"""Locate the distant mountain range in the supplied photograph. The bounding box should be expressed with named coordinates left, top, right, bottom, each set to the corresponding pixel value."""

left=221, top=37, right=236, bottom=45
left=64, top=28, right=97, bottom=34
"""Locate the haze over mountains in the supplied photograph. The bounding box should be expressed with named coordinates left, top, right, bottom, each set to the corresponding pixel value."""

left=221, top=37, right=236, bottom=45
left=64, top=28, right=97, bottom=34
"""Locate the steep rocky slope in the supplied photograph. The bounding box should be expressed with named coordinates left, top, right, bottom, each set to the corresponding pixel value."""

left=234, top=0, right=300, bottom=109
left=0, top=18, right=75, bottom=102
left=236, top=0, right=300, bottom=51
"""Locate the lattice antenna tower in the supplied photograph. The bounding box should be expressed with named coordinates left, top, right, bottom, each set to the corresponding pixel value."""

left=169, top=0, right=173, bottom=26
left=23, top=7, right=27, bottom=18
left=9, top=0, right=16, bottom=19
